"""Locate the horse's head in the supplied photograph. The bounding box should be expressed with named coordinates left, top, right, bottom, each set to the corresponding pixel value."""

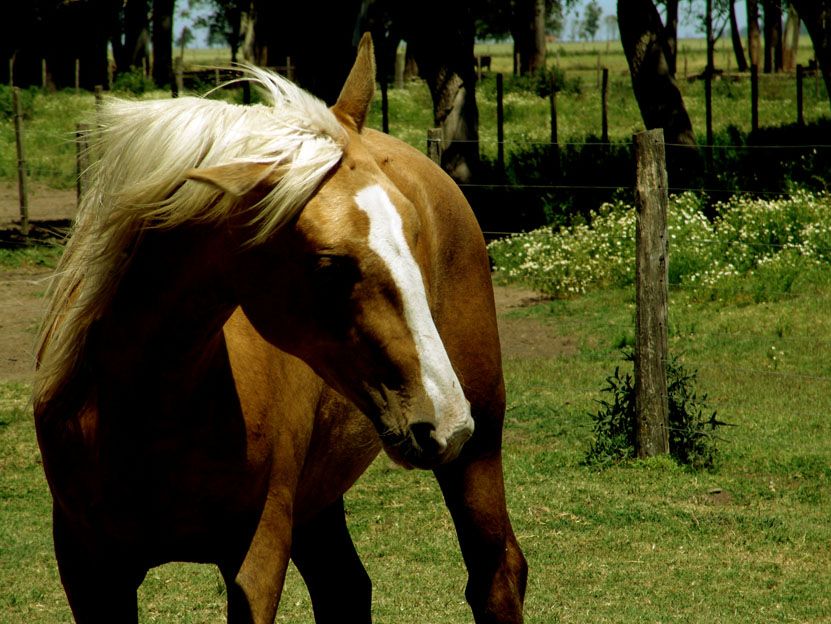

left=187, top=35, right=473, bottom=469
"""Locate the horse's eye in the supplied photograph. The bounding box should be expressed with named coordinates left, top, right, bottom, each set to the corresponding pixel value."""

left=313, top=254, right=361, bottom=287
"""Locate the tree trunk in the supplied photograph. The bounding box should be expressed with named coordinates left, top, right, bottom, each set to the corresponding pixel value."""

left=511, top=0, right=547, bottom=75
left=250, top=0, right=362, bottom=103
left=41, top=0, right=110, bottom=90
left=791, top=0, right=831, bottom=110
left=407, top=3, right=480, bottom=182
left=617, top=0, right=698, bottom=177
left=782, top=4, right=800, bottom=72
left=123, top=0, right=150, bottom=71
left=763, top=0, right=783, bottom=72
left=664, top=0, right=679, bottom=77
left=747, top=0, right=762, bottom=68
left=730, top=1, right=749, bottom=72
left=152, top=0, right=174, bottom=87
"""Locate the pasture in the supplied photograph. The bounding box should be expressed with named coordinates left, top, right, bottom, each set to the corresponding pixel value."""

left=1, top=37, right=831, bottom=622
left=2, top=250, right=830, bottom=622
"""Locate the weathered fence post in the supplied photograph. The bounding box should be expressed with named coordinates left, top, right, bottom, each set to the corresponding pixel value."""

left=796, top=64, right=804, bottom=126
left=94, top=85, right=103, bottom=111
left=76, top=123, right=91, bottom=204
left=394, top=47, right=404, bottom=89
left=496, top=72, right=505, bottom=171
left=13, top=87, right=30, bottom=236
left=285, top=56, right=293, bottom=82
left=633, top=128, right=670, bottom=459
left=381, top=80, right=389, bottom=134
left=175, top=60, right=184, bottom=97
left=704, top=70, right=713, bottom=148
left=427, top=128, right=443, bottom=166
left=601, top=67, right=609, bottom=143
left=751, top=64, right=759, bottom=132
left=550, top=87, right=560, bottom=175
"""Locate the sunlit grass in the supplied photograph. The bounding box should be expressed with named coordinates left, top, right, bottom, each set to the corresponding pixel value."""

left=2, top=266, right=830, bottom=621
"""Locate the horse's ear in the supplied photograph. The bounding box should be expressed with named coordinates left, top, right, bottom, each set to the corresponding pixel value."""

left=185, top=162, right=277, bottom=196
left=332, top=32, right=376, bottom=132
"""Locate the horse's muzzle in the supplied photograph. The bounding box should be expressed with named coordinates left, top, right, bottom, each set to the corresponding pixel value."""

left=385, top=417, right=474, bottom=469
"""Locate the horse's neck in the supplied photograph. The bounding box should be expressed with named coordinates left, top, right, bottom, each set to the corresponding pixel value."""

left=91, top=228, right=237, bottom=398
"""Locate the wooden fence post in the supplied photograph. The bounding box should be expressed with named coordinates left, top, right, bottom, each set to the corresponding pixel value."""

left=381, top=80, right=389, bottom=133
left=601, top=67, right=609, bottom=143
left=76, top=123, right=91, bottom=204
left=751, top=64, right=759, bottom=132
left=550, top=88, right=560, bottom=177
left=704, top=70, right=713, bottom=147
left=633, top=128, right=670, bottom=459
left=427, top=128, right=443, bottom=165
left=75, top=58, right=80, bottom=93
left=496, top=72, right=505, bottom=171
left=796, top=64, right=804, bottom=126
left=13, top=87, right=30, bottom=236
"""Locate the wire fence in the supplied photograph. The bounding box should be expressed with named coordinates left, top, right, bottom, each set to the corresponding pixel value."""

left=2, top=86, right=831, bottom=419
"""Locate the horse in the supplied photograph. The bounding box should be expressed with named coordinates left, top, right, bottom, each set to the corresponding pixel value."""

left=33, top=34, right=527, bottom=624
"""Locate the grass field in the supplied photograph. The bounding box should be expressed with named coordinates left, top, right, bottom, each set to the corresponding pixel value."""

left=1, top=253, right=830, bottom=621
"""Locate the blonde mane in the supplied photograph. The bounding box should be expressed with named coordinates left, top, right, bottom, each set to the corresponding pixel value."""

left=34, top=67, right=347, bottom=405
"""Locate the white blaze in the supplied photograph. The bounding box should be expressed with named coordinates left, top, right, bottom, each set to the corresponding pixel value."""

left=354, top=184, right=472, bottom=445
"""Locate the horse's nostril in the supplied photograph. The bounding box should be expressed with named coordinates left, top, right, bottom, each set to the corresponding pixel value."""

left=409, top=421, right=444, bottom=455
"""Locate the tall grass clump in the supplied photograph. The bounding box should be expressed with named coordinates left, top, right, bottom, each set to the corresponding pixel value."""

left=488, top=190, right=831, bottom=301
left=585, top=351, right=726, bottom=470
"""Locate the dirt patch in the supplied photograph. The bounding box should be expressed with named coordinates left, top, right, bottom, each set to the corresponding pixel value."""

left=0, top=183, right=76, bottom=226
left=0, top=267, right=52, bottom=383
left=492, top=285, right=578, bottom=360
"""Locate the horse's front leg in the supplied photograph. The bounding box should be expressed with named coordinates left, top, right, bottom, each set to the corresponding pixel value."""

left=434, top=440, right=528, bottom=624
left=222, top=489, right=295, bottom=624
left=53, top=506, right=145, bottom=624
left=291, top=496, right=372, bottom=623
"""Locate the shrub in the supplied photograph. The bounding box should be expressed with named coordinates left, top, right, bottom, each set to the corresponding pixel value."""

left=585, top=351, right=726, bottom=470
left=0, top=85, right=36, bottom=120
left=488, top=190, right=831, bottom=301
left=111, top=68, right=156, bottom=95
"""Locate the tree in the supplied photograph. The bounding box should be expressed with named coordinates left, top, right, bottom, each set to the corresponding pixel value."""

left=580, top=0, right=602, bottom=41
left=747, top=0, right=762, bottom=68
left=782, top=4, right=800, bottom=72
left=617, top=0, right=698, bottom=176
left=728, top=0, right=748, bottom=71
left=192, top=0, right=247, bottom=63
left=152, top=0, right=175, bottom=87
left=404, top=1, right=481, bottom=182
left=661, top=0, right=679, bottom=76
left=249, top=0, right=363, bottom=104
left=512, top=0, right=548, bottom=74
left=791, top=0, right=831, bottom=110
left=763, top=0, right=783, bottom=72
left=474, top=0, right=565, bottom=75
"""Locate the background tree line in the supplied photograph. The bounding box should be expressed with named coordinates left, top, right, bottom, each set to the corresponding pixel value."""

left=3, top=1, right=831, bottom=183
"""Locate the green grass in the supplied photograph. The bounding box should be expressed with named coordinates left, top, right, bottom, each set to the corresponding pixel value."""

left=0, top=245, right=63, bottom=269
left=2, top=275, right=830, bottom=622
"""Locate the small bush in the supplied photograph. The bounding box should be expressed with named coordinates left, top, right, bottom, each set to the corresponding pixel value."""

left=585, top=351, right=726, bottom=470
left=111, top=67, right=156, bottom=95
left=0, top=85, right=36, bottom=120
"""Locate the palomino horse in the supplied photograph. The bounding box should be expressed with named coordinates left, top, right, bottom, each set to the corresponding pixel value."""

left=34, top=35, right=526, bottom=623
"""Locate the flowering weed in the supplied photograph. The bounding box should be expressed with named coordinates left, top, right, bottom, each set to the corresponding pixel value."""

left=489, top=190, right=831, bottom=301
